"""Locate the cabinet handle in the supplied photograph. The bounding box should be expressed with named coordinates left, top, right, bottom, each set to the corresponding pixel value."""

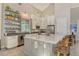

left=34, top=41, right=38, bottom=48
left=44, top=44, right=46, bottom=48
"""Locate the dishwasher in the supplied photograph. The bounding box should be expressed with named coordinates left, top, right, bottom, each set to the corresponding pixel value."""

left=18, top=35, right=24, bottom=46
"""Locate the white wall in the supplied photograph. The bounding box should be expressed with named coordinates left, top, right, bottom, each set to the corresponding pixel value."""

left=55, top=3, right=79, bottom=41
left=70, top=4, right=79, bottom=40
left=55, top=4, right=71, bottom=36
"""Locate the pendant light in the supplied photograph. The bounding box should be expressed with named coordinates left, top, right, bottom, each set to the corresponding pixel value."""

left=20, top=8, right=29, bottom=19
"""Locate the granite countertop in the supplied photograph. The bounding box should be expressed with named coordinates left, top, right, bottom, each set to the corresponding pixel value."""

left=6, top=32, right=30, bottom=36
left=24, top=34, right=64, bottom=44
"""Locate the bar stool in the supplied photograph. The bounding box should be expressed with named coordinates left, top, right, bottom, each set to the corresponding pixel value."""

left=63, top=35, right=74, bottom=46
left=55, top=46, right=70, bottom=56
left=67, top=35, right=75, bottom=46
left=70, top=35, right=76, bottom=44
left=57, top=39, right=69, bottom=48
left=65, top=35, right=76, bottom=45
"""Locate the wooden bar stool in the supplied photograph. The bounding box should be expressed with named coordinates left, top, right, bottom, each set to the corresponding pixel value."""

left=64, top=35, right=76, bottom=45
left=63, top=37, right=71, bottom=47
left=70, top=35, right=76, bottom=44
left=67, top=35, right=75, bottom=46
left=71, top=32, right=76, bottom=44
left=55, top=46, right=70, bottom=56
left=57, top=39, right=70, bottom=48
left=63, top=35, right=74, bottom=46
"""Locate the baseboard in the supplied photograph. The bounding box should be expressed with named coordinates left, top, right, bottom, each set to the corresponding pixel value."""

left=17, top=44, right=24, bottom=47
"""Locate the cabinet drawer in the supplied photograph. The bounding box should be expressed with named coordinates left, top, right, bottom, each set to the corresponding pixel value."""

left=5, top=36, right=18, bottom=48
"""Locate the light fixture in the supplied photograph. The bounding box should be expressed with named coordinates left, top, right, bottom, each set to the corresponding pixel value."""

left=20, top=12, right=29, bottom=19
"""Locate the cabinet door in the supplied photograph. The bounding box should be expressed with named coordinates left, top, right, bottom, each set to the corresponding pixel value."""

left=6, top=36, right=18, bottom=49
left=24, top=39, right=32, bottom=56
left=37, top=41, right=44, bottom=56
left=46, top=15, right=55, bottom=25
left=31, top=40, right=44, bottom=56
left=43, top=43, right=53, bottom=56
left=31, top=40, right=39, bottom=56
left=40, top=17, right=47, bottom=29
left=31, top=15, right=40, bottom=29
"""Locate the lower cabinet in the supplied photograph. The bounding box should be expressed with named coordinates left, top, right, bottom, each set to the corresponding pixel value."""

left=24, top=39, right=53, bottom=56
left=36, top=41, right=44, bottom=56
left=5, top=36, right=18, bottom=49
left=43, top=43, right=53, bottom=56
left=31, top=40, right=44, bottom=56
left=24, top=38, right=33, bottom=56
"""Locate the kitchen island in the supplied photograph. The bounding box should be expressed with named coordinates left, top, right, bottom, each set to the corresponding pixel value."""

left=24, top=34, right=65, bottom=56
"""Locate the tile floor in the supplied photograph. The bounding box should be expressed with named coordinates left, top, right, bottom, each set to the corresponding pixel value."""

left=0, top=46, right=25, bottom=56
left=70, top=40, right=79, bottom=56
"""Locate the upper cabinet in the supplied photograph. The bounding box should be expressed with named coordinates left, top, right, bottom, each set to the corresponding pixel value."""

left=31, top=14, right=39, bottom=29
left=40, top=15, right=55, bottom=29
left=31, top=15, right=55, bottom=29
left=46, top=15, right=55, bottom=26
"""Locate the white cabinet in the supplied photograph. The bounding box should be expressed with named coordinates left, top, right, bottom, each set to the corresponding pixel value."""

left=31, top=40, right=38, bottom=56
left=43, top=43, right=53, bottom=56
left=24, top=38, right=32, bottom=55
left=32, top=41, right=53, bottom=56
left=31, top=14, right=55, bottom=29
left=46, top=15, right=55, bottom=25
left=31, top=14, right=41, bottom=29
left=31, top=40, right=44, bottom=56
left=40, top=17, right=47, bottom=29
left=5, top=36, right=18, bottom=49
left=40, top=15, right=55, bottom=29
left=24, top=38, right=53, bottom=56
left=37, top=41, right=44, bottom=56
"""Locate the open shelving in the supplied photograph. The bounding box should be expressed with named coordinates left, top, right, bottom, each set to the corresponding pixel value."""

left=4, top=7, right=21, bottom=33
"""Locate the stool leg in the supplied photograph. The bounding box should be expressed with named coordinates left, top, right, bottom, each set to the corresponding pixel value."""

left=57, top=52, right=60, bottom=56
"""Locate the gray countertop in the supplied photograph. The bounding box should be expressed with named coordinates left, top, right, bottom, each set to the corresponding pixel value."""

left=5, top=32, right=30, bottom=36
left=24, top=34, right=65, bottom=44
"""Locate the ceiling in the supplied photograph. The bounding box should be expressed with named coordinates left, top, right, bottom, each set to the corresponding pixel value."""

left=30, top=3, right=50, bottom=11
left=4, top=3, right=54, bottom=16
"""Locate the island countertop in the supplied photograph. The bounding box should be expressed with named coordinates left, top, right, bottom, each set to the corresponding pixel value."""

left=24, top=34, right=65, bottom=44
